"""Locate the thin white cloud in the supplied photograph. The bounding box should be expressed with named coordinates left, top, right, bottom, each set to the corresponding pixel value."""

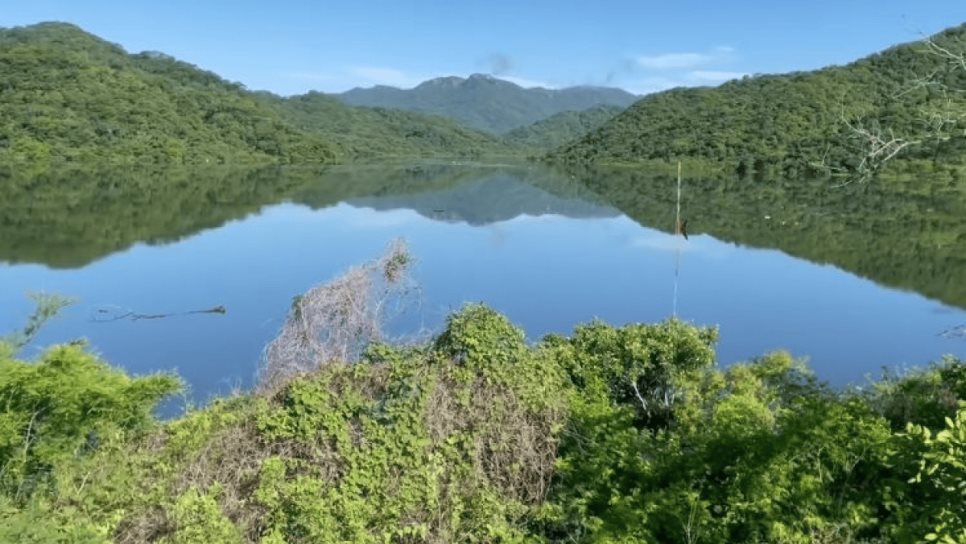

left=637, top=52, right=712, bottom=69
left=501, top=75, right=556, bottom=89
left=623, top=76, right=686, bottom=95
left=690, top=70, right=747, bottom=82
left=620, top=46, right=744, bottom=94
left=348, top=66, right=425, bottom=88
left=636, top=45, right=737, bottom=71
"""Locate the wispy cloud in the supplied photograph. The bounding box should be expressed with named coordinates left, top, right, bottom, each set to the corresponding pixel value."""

left=636, top=46, right=737, bottom=70
left=501, top=75, right=555, bottom=89
left=690, top=70, right=747, bottom=82
left=623, top=70, right=747, bottom=95
left=287, top=65, right=556, bottom=92
left=623, top=76, right=686, bottom=95
left=637, top=52, right=713, bottom=69
left=620, top=46, right=742, bottom=94
left=347, top=66, right=425, bottom=88
left=482, top=52, right=513, bottom=76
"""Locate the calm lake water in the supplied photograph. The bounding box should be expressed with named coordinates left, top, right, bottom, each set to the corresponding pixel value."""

left=2, top=162, right=964, bottom=406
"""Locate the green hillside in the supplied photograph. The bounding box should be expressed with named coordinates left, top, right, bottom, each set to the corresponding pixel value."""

left=549, top=24, right=966, bottom=177
left=336, top=74, right=638, bottom=133
left=504, top=105, right=623, bottom=150
left=0, top=23, right=338, bottom=165
left=0, top=23, right=514, bottom=165
left=263, top=92, right=511, bottom=159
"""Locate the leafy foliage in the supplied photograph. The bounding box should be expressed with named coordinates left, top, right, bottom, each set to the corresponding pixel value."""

left=504, top=105, right=624, bottom=151
left=549, top=24, right=966, bottom=178
left=900, top=406, right=966, bottom=543
left=0, top=344, right=181, bottom=504
left=0, top=23, right=338, bottom=165
left=263, top=92, right=513, bottom=159
left=1, top=302, right=965, bottom=542
left=1, top=292, right=75, bottom=351
left=0, top=23, right=539, bottom=166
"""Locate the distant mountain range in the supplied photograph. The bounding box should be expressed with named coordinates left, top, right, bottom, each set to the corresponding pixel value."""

left=334, top=74, right=638, bottom=133
left=0, top=22, right=633, bottom=165
left=5, top=20, right=965, bottom=176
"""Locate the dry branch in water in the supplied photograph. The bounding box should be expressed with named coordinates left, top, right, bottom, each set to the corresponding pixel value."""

left=258, top=239, right=415, bottom=391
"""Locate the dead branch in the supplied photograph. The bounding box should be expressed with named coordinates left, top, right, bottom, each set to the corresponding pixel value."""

left=257, top=239, right=416, bottom=391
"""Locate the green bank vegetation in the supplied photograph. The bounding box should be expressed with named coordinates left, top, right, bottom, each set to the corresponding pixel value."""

left=4, top=22, right=965, bottom=177
left=2, top=294, right=966, bottom=542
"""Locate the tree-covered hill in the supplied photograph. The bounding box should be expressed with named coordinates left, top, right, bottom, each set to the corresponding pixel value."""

left=504, top=105, right=624, bottom=150
left=262, top=92, right=512, bottom=159
left=335, top=74, right=638, bottom=133
left=0, top=22, right=339, bottom=165
left=549, top=24, right=966, bottom=177
left=0, top=22, right=515, bottom=165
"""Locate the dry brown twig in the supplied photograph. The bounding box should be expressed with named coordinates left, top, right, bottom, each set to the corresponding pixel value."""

left=258, top=239, right=417, bottom=391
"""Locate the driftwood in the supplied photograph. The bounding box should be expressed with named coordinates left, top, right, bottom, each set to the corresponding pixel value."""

left=92, top=305, right=227, bottom=322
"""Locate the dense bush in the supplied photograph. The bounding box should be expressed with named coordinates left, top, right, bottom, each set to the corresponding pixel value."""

left=1, top=304, right=965, bottom=542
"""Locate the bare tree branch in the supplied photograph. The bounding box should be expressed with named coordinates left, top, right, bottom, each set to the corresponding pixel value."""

left=258, top=239, right=417, bottom=391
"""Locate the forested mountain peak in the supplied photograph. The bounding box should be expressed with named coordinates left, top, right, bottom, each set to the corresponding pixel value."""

left=335, top=74, right=638, bottom=133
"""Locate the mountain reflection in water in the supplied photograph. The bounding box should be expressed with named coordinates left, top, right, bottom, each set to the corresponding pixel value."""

left=1, top=163, right=963, bottom=405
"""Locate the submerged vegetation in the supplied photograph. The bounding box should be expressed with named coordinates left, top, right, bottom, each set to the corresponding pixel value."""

left=2, top=295, right=966, bottom=542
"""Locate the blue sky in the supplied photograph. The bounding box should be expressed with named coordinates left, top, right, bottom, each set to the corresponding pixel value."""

left=2, top=1, right=964, bottom=95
